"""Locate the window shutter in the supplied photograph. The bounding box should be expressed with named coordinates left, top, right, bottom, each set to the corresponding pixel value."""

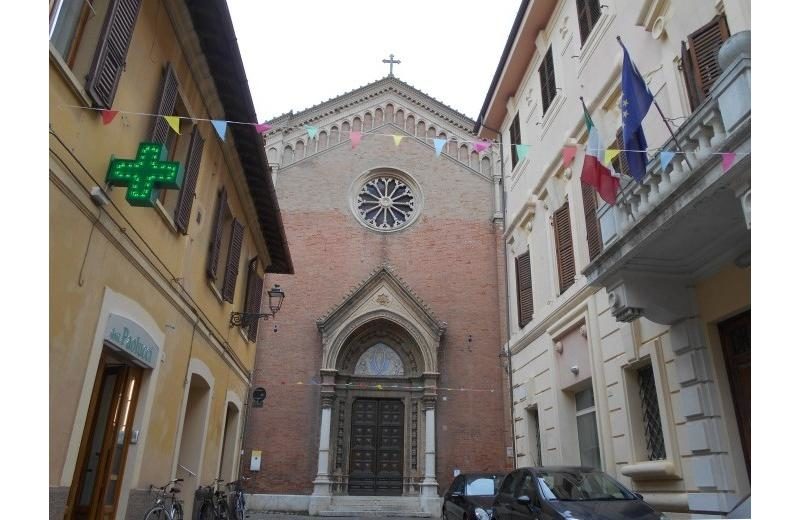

left=515, top=251, right=533, bottom=328
left=539, top=48, right=557, bottom=115
left=509, top=114, right=521, bottom=169
left=85, top=0, right=143, bottom=108
left=222, top=219, right=245, bottom=303
left=681, top=41, right=702, bottom=112
left=173, top=126, right=204, bottom=234
left=553, top=203, right=576, bottom=293
left=150, top=63, right=179, bottom=144
left=244, top=258, right=264, bottom=342
left=581, top=183, right=603, bottom=261
left=612, top=127, right=631, bottom=178
left=577, top=0, right=601, bottom=45
left=207, top=188, right=227, bottom=280
left=686, top=15, right=730, bottom=106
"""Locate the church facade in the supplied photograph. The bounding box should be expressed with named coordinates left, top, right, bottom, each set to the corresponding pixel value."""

left=243, top=76, right=513, bottom=514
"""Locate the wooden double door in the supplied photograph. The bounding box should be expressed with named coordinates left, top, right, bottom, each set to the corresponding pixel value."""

left=348, top=398, right=404, bottom=495
left=718, top=310, right=750, bottom=478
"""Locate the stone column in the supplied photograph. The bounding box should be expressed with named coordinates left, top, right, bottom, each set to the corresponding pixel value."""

left=419, top=396, right=440, bottom=514
left=309, top=392, right=336, bottom=515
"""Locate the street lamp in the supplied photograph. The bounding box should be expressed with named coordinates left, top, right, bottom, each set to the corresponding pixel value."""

left=229, top=284, right=285, bottom=328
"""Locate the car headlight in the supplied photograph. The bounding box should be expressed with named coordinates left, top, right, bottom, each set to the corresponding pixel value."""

left=659, top=514, right=670, bottom=520
left=473, top=507, right=491, bottom=520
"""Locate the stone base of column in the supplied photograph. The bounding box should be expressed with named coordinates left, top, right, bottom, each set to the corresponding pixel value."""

left=308, top=481, right=333, bottom=516
left=419, top=482, right=442, bottom=515
left=311, top=475, right=332, bottom=497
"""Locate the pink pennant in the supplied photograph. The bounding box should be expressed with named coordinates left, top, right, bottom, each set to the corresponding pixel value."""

left=562, top=145, right=577, bottom=167
left=721, top=152, right=736, bottom=172
left=350, top=131, right=362, bottom=149
left=255, top=122, right=273, bottom=133
left=473, top=140, right=491, bottom=153
left=100, top=110, right=119, bottom=125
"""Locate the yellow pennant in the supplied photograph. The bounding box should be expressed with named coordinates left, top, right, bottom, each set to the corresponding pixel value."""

left=604, top=148, right=621, bottom=165
left=392, top=135, right=404, bottom=147
left=164, top=115, right=181, bottom=135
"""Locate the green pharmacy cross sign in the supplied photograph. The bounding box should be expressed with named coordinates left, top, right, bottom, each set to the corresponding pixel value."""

left=106, top=142, right=184, bottom=207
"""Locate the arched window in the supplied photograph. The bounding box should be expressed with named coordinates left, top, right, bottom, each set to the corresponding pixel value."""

left=296, top=140, right=305, bottom=159
left=448, top=139, right=458, bottom=156
left=353, top=117, right=362, bottom=132
left=458, top=144, right=469, bottom=163
left=318, top=131, right=328, bottom=151
left=267, top=147, right=278, bottom=164
left=330, top=125, right=339, bottom=143
left=394, top=108, right=403, bottom=126
left=416, top=121, right=425, bottom=137
left=374, top=108, right=383, bottom=125
left=427, top=126, right=436, bottom=139
left=481, top=156, right=491, bottom=174
left=283, top=145, right=294, bottom=165
left=470, top=150, right=479, bottom=168
left=342, top=121, right=351, bottom=133
left=405, top=115, right=415, bottom=133
left=385, top=104, right=394, bottom=123
left=364, top=113, right=373, bottom=130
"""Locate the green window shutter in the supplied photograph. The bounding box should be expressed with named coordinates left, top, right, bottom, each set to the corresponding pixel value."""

left=222, top=219, right=245, bottom=303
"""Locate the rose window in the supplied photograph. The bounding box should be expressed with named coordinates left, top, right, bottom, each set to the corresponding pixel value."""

left=356, top=177, right=416, bottom=230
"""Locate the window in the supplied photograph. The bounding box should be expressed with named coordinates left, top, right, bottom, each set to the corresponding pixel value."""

left=509, top=113, right=522, bottom=169
left=576, top=0, right=602, bottom=46
left=553, top=202, right=576, bottom=294
left=515, top=250, right=533, bottom=328
left=499, top=471, right=523, bottom=496
left=527, top=406, right=542, bottom=466
left=516, top=472, right=538, bottom=500
left=681, top=15, right=730, bottom=111
left=610, top=127, right=631, bottom=178
left=242, top=258, right=264, bottom=342
left=581, top=183, right=603, bottom=261
left=207, top=188, right=245, bottom=303
left=356, top=176, right=417, bottom=232
left=637, top=364, right=666, bottom=460
left=50, top=0, right=143, bottom=108
left=575, top=387, right=601, bottom=468
left=465, top=475, right=502, bottom=496
left=539, top=47, right=557, bottom=116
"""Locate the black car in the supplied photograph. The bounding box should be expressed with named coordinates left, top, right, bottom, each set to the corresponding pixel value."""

left=493, top=467, right=667, bottom=520
left=442, top=472, right=505, bottom=520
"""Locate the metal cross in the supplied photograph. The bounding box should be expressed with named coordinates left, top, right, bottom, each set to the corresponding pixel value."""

left=382, top=54, right=401, bottom=76
left=106, top=142, right=184, bottom=207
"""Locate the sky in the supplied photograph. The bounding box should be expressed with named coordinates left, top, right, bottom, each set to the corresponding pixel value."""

left=227, top=0, right=522, bottom=123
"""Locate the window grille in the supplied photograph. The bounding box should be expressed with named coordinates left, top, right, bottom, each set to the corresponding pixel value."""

left=638, top=365, right=666, bottom=460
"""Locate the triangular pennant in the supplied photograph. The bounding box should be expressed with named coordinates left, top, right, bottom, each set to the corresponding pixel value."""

left=604, top=148, right=621, bottom=166
left=393, top=135, right=404, bottom=147
left=722, top=152, right=736, bottom=172
left=164, top=115, right=181, bottom=135
left=211, top=120, right=227, bottom=140
left=304, top=124, right=318, bottom=139
left=562, top=145, right=577, bottom=167
left=350, top=131, right=362, bottom=149
left=516, top=144, right=530, bottom=161
left=100, top=110, right=119, bottom=125
left=433, top=138, right=446, bottom=157
left=660, top=150, right=676, bottom=171
left=255, top=122, right=272, bottom=133
left=473, top=140, right=491, bottom=153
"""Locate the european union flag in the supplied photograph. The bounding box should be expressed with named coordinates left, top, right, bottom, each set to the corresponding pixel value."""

left=619, top=39, right=654, bottom=182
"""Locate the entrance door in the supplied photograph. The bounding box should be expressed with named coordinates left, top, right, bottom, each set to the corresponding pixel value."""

left=718, top=310, right=750, bottom=477
left=348, top=398, right=404, bottom=495
left=68, top=354, right=142, bottom=519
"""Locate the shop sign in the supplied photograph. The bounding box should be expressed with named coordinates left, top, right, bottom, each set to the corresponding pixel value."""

left=103, top=313, right=160, bottom=368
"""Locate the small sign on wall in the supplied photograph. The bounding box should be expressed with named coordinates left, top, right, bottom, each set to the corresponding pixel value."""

left=250, top=450, right=262, bottom=472
left=453, top=468, right=461, bottom=477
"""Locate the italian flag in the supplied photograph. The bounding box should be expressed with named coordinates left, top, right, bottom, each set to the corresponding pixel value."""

left=580, top=102, right=619, bottom=205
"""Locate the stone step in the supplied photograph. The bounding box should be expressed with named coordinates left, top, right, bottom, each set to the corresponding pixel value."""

left=319, top=512, right=433, bottom=518
left=329, top=497, right=421, bottom=511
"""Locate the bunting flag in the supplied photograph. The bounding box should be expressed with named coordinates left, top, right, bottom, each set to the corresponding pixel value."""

left=211, top=120, right=227, bottom=140
left=619, top=38, right=654, bottom=182
left=660, top=150, right=676, bottom=171
left=304, top=124, right=318, bottom=139
left=580, top=100, right=619, bottom=205
left=604, top=149, right=621, bottom=166
left=473, top=140, right=491, bottom=153
left=100, top=110, right=119, bottom=125
left=164, top=115, right=181, bottom=135
left=350, top=131, right=362, bottom=149
left=255, top=122, right=272, bottom=133
left=516, top=144, right=530, bottom=161
left=562, top=145, right=577, bottom=167
left=392, top=135, right=404, bottom=147
left=433, top=138, right=446, bottom=157
left=722, top=152, right=736, bottom=172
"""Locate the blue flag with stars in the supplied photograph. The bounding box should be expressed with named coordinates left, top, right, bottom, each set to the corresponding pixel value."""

left=620, top=40, right=653, bottom=182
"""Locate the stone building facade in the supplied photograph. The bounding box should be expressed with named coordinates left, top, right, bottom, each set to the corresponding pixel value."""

left=243, top=76, right=513, bottom=515
left=476, top=0, right=750, bottom=518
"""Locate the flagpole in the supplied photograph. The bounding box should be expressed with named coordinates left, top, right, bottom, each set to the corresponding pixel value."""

left=616, top=36, right=687, bottom=161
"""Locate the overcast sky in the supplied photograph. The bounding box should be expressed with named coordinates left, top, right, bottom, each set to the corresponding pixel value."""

left=227, top=0, right=521, bottom=123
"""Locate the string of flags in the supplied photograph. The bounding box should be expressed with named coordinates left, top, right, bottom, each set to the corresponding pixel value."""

left=262, top=379, right=497, bottom=393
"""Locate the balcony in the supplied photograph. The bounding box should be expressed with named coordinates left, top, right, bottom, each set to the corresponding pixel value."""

left=584, top=31, right=751, bottom=325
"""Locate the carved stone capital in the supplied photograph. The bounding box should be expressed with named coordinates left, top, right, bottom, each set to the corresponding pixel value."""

left=423, top=396, right=437, bottom=410
left=321, top=393, right=336, bottom=409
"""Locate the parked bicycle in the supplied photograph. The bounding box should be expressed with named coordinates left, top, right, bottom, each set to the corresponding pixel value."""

left=197, top=478, right=229, bottom=520
left=225, top=476, right=249, bottom=520
left=143, top=478, right=184, bottom=520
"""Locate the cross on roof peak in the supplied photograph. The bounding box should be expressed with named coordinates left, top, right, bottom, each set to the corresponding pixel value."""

left=382, top=53, right=401, bottom=77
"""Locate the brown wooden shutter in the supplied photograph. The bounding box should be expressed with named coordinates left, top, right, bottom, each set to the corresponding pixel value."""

left=173, top=126, right=204, bottom=234
left=150, top=63, right=179, bottom=144
left=515, top=251, right=533, bottom=328
left=581, top=183, right=603, bottom=261
left=612, top=127, right=631, bottom=178
left=85, top=0, right=143, bottom=108
left=207, top=188, right=227, bottom=280
left=577, top=0, right=601, bottom=45
left=685, top=15, right=730, bottom=110
left=222, top=219, right=245, bottom=303
left=539, top=48, right=557, bottom=115
left=244, top=258, right=264, bottom=342
left=553, top=202, right=576, bottom=293
left=681, top=41, right=702, bottom=112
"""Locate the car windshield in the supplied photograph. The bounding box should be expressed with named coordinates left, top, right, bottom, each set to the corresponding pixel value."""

left=465, top=475, right=503, bottom=496
left=536, top=470, right=636, bottom=501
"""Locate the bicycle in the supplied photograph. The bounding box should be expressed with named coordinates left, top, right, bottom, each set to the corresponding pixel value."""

left=197, top=478, right=229, bottom=520
left=225, top=476, right=249, bottom=520
left=143, top=478, right=184, bottom=520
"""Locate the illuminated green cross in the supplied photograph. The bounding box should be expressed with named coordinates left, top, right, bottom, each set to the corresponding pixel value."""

left=106, top=142, right=184, bottom=207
